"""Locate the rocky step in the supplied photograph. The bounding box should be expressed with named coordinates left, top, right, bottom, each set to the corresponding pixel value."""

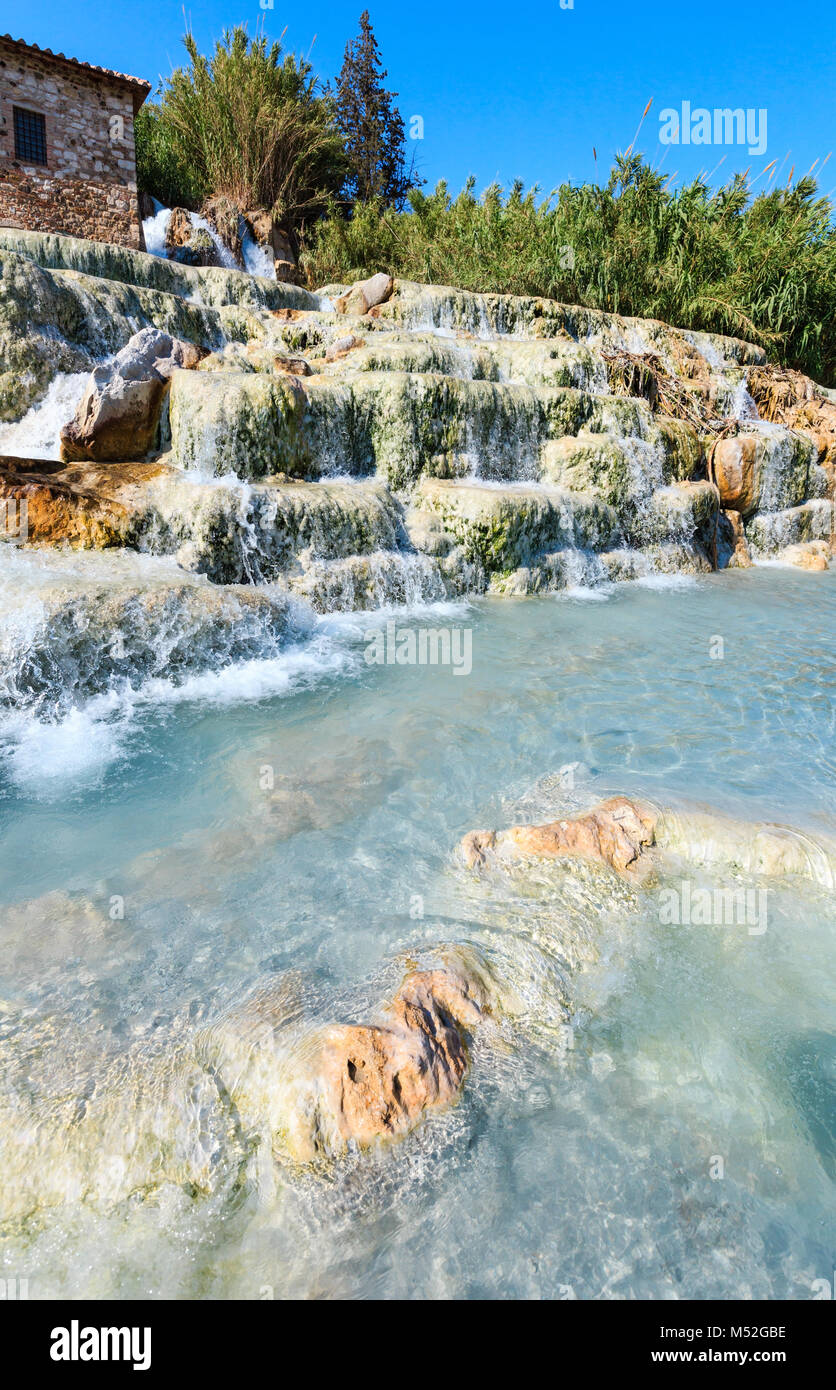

left=409, top=476, right=719, bottom=578
left=0, top=226, right=324, bottom=313
left=0, top=245, right=280, bottom=423
left=317, top=332, right=608, bottom=394
left=0, top=457, right=412, bottom=584
left=316, top=334, right=760, bottom=425
left=745, top=499, right=835, bottom=557
left=170, top=365, right=704, bottom=487
left=0, top=548, right=308, bottom=717
left=381, top=280, right=765, bottom=370
left=285, top=549, right=446, bottom=611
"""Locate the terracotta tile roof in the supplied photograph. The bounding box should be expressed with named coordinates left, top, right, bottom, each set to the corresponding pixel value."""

left=0, top=35, right=151, bottom=109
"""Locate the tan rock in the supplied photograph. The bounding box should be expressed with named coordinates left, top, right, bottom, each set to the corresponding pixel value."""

left=60, top=328, right=205, bottom=463
left=335, top=272, right=394, bottom=316
left=711, top=435, right=759, bottom=515
left=273, top=355, right=312, bottom=378
left=722, top=508, right=753, bottom=568
left=0, top=456, right=166, bottom=546
left=165, top=207, right=194, bottom=252
left=462, top=796, right=658, bottom=876
left=325, top=334, right=364, bottom=363
left=164, top=208, right=221, bottom=268
left=315, top=969, right=483, bottom=1151
left=748, top=364, right=836, bottom=471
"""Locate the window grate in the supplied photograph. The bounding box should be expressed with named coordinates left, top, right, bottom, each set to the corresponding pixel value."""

left=13, top=106, right=47, bottom=165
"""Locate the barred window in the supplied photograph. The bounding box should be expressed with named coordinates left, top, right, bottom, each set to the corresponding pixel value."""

left=13, top=106, right=47, bottom=165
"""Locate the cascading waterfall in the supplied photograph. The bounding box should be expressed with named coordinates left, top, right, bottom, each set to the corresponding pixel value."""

left=0, top=371, right=89, bottom=459
left=0, top=238, right=826, bottom=750
left=141, top=201, right=171, bottom=258
left=143, top=200, right=277, bottom=279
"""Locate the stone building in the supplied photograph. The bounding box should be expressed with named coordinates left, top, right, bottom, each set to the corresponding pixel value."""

left=0, top=34, right=150, bottom=249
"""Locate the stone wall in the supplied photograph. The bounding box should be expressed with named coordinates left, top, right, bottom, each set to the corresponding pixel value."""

left=0, top=41, right=147, bottom=249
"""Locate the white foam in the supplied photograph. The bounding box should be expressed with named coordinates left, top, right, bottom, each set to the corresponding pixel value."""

left=191, top=213, right=239, bottom=270
left=2, top=695, right=132, bottom=791
left=142, top=202, right=171, bottom=258
left=0, top=372, right=89, bottom=460
left=136, top=638, right=354, bottom=708
left=633, top=572, right=699, bottom=590
left=0, top=634, right=356, bottom=794
left=561, top=584, right=612, bottom=602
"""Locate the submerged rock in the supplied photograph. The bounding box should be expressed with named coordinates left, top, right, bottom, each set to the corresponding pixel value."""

left=313, top=969, right=484, bottom=1154
left=462, top=796, right=658, bottom=877
left=60, top=328, right=205, bottom=463
left=465, top=795, right=836, bottom=890
left=199, top=963, right=488, bottom=1163
left=653, top=807, right=836, bottom=886
left=779, top=541, right=830, bottom=570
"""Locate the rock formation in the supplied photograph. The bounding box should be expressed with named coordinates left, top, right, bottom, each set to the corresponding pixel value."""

left=0, top=226, right=831, bottom=603
left=747, top=363, right=836, bottom=474
left=311, top=968, right=484, bottom=1154
left=463, top=796, right=836, bottom=889
left=335, top=272, right=395, bottom=316
left=164, top=207, right=222, bottom=267
left=59, top=327, right=205, bottom=462
left=462, top=796, right=658, bottom=876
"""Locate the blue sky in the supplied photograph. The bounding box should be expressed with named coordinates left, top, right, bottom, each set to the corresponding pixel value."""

left=9, top=0, right=836, bottom=198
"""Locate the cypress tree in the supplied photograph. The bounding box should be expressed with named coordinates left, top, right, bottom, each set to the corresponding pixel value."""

left=336, top=11, right=419, bottom=207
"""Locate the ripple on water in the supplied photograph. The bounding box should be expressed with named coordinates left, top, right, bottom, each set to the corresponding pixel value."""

left=0, top=567, right=834, bottom=1297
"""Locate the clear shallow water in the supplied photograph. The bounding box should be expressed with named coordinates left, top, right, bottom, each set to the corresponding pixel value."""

left=0, top=567, right=834, bottom=1299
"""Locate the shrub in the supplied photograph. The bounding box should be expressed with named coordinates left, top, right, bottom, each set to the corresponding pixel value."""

left=137, top=27, right=346, bottom=236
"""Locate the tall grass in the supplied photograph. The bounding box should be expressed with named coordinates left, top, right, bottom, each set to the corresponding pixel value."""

left=136, top=27, right=345, bottom=233
left=301, top=156, right=836, bottom=384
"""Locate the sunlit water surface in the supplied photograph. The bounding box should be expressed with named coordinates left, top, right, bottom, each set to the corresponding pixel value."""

left=0, top=567, right=834, bottom=1299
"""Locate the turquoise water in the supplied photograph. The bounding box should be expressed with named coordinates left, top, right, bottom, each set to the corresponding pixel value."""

left=0, top=565, right=834, bottom=1299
